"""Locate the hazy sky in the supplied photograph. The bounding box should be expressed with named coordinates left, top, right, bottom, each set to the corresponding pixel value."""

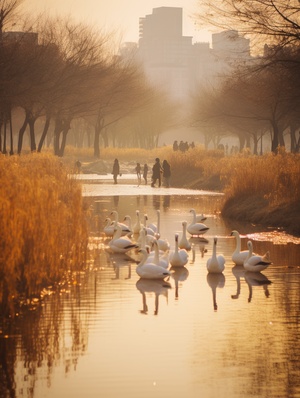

left=24, top=0, right=212, bottom=44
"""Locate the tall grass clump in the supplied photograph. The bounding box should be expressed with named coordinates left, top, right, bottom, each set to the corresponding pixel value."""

left=221, top=152, right=300, bottom=205
left=220, top=151, right=300, bottom=233
left=0, top=153, right=88, bottom=316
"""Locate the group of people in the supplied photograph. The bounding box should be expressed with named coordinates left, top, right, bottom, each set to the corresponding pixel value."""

left=173, top=140, right=195, bottom=152
left=112, top=158, right=171, bottom=187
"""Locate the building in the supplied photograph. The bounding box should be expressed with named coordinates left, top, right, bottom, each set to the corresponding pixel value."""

left=136, top=7, right=251, bottom=100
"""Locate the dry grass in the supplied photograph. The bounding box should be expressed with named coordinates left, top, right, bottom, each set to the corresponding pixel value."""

left=0, top=153, right=88, bottom=316
left=64, top=145, right=300, bottom=234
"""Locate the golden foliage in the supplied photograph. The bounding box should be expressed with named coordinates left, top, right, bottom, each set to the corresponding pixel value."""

left=0, top=153, right=88, bottom=316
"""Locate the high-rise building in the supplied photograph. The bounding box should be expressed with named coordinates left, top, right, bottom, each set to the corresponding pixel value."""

left=136, top=7, right=251, bottom=101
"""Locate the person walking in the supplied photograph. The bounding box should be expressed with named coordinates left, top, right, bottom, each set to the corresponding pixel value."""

left=135, top=162, right=142, bottom=185
left=151, top=158, right=163, bottom=187
left=143, top=163, right=148, bottom=185
left=162, top=159, right=171, bottom=188
left=112, top=159, right=120, bottom=184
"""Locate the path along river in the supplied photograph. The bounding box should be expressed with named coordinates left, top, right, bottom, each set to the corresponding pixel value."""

left=3, top=174, right=300, bottom=398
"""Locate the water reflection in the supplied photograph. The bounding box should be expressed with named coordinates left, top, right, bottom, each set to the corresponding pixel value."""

left=170, top=266, right=189, bottom=299
left=136, top=279, right=172, bottom=315
left=206, top=273, right=226, bottom=311
left=2, top=194, right=299, bottom=398
left=231, top=265, right=272, bottom=303
left=244, top=271, right=272, bottom=303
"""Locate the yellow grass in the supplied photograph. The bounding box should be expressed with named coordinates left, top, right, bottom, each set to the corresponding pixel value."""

left=0, top=153, right=88, bottom=316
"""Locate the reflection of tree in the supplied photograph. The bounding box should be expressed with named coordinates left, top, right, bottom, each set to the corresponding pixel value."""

left=0, top=281, right=90, bottom=397
left=206, top=273, right=225, bottom=311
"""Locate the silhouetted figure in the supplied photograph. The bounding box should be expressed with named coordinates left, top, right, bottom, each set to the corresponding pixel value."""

left=75, top=160, right=81, bottom=173
left=135, top=162, right=141, bottom=185
left=190, top=141, right=195, bottom=149
left=112, top=159, right=120, bottom=184
left=179, top=140, right=185, bottom=152
left=151, top=158, right=162, bottom=187
left=173, top=140, right=178, bottom=151
left=162, top=159, right=171, bottom=187
left=143, top=163, right=148, bottom=185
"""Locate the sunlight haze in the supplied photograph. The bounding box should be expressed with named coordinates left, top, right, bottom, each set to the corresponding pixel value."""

left=24, top=0, right=212, bottom=44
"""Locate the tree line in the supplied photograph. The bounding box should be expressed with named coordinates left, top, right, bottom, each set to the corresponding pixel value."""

left=0, top=0, right=177, bottom=157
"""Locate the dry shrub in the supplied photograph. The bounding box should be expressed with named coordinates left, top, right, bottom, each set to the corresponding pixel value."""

left=222, top=152, right=300, bottom=205
left=0, top=153, right=88, bottom=316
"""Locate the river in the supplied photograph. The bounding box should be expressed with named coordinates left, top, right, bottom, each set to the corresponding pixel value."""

left=1, top=178, right=300, bottom=398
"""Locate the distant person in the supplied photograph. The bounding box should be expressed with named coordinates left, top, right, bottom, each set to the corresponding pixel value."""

left=173, top=140, right=178, bottom=151
left=162, top=159, right=171, bottom=188
left=75, top=160, right=81, bottom=173
left=190, top=141, right=195, bottom=149
left=135, top=162, right=141, bottom=185
left=179, top=140, right=185, bottom=152
left=143, top=163, right=148, bottom=185
left=151, top=158, right=163, bottom=187
left=112, top=158, right=120, bottom=184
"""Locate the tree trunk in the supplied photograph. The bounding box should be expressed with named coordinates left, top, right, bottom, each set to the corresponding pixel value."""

left=9, top=108, right=13, bottom=155
left=28, top=116, right=37, bottom=152
left=37, top=115, right=51, bottom=152
left=271, top=120, right=279, bottom=153
left=17, top=112, right=29, bottom=154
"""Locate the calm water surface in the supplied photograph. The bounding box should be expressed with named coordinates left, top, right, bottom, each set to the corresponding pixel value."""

left=2, top=184, right=300, bottom=398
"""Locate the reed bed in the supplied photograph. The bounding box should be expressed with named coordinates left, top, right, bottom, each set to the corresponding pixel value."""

left=0, top=153, right=88, bottom=316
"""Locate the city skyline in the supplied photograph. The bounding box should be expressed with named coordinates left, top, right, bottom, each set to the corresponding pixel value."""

left=24, top=0, right=213, bottom=44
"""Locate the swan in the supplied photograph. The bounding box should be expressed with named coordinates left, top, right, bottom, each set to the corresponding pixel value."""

left=243, top=241, right=272, bottom=272
left=108, top=224, right=138, bottom=254
left=147, top=240, right=169, bottom=269
left=169, top=233, right=189, bottom=267
left=190, top=208, right=207, bottom=222
left=132, top=210, right=143, bottom=234
left=206, top=237, right=225, bottom=274
left=136, top=249, right=171, bottom=280
left=103, top=217, right=114, bottom=237
left=230, top=230, right=253, bottom=266
left=110, top=210, right=131, bottom=236
left=154, top=233, right=170, bottom=252
left=187, top=209, right=209, bottom=236
left=143, top=214, right=155, bottom=236
left=147, top=209, right=161, bottom=237
left=178, top=221, right=191, bottom=250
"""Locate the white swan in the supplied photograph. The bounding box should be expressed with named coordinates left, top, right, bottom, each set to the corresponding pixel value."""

left=178, top=221, right=191, bottom=250
left=148, top=240, right=169, bottom=269
left=108, top=224, right=138, bottom=254
left=187, top=209, right=209, bottom=236
left=243, top=241, right=272, bottom=272
left=230, top=230, right=252, bottom=266
left=136, top=249, right=171, bottom=280
left=190, top=208, right=207, bottom=223
left=169, top=233, right=189, bottom=267
left=103, top=217, right=114, bottom=237
left=143, top=214, right=155, bottom=236
left=110, top=210, right=131, bottom=236
left=132, top=210, right=143, bottom=234
left=154, top=234, right=170, bottom=252
left=206, top=237, right=225, bottom=274
left=147, top=209, right=161, bottom=237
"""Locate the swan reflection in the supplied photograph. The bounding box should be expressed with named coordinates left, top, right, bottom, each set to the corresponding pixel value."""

left=170, top=266, right=189, bottom=299
left=231, top=265, right=246, bottom=300
left=106, top=252, right=137, bottom=280
left=136, top=279, right=171, bottom=315
left=189, top=237, right=208, bottom=260
left=244, top=271, right=272, bottom=302
left=206, top=273, right=226, bottom=311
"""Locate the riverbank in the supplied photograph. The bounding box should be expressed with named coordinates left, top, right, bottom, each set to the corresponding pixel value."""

left=65, top=148, right=300, bottom=237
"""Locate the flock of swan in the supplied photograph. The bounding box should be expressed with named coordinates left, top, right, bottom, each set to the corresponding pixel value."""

left=103, top=208, right=272, bottom=280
